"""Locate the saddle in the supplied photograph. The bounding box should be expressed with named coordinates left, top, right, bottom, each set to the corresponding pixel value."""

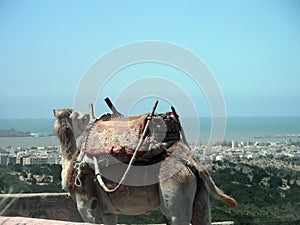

left=74, top=99, right=189, bottom=192
left=84, top=111, right=181, bottom=162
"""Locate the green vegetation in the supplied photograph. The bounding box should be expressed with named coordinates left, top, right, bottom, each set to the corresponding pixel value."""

left=0, top=158, right=299, bottom=224
left=0, top=164, right=63, bottom=193
left=210, top=158, right=300, bottom=224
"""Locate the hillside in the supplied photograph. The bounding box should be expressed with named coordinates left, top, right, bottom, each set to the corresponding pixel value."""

left=0, top=158, right=299, bottom=224
left=209, top=157, right=300, bottom=224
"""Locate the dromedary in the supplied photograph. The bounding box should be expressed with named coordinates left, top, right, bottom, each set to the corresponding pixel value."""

left=53, top=109, right=237, bottom=225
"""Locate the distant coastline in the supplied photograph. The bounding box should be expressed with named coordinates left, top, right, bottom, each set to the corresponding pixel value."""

left=254, top=134, right=300, bottom=139
left=0, top=129, right=32, bottom=137
left=0, top=116, right=299, bottom=147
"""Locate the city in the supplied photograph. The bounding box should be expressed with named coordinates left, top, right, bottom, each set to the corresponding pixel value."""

left=1, top=139, right=300, bottom=166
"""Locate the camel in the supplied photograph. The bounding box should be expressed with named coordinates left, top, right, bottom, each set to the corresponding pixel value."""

left=53, top=108, right=237, bottom=225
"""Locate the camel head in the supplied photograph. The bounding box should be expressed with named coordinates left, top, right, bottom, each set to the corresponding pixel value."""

left=53, top=108, right=77, bottom=158
left=53, top=108, right=90, bottom=158
left=53, top=108, right=90, bottom=138
left=53, top=109, right=73, bottom=135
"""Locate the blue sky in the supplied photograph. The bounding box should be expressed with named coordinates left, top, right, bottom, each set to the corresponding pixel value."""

left=1, top=0, right=300, bottom=118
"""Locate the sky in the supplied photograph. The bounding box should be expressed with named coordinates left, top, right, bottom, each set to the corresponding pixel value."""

left=0, top=0, right=300, bottom=118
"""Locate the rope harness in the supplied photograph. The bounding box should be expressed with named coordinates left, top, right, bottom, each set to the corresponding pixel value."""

left=93, top=100, right=158, bottom=192
left=72, top=100, right=188, bottom=193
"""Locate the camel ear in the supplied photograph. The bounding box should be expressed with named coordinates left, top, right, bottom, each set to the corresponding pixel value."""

left=53, top=109, right=57, bottom=117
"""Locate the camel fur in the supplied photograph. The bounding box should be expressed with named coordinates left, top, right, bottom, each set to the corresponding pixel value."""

left=53, top=109, right=237, bottom=225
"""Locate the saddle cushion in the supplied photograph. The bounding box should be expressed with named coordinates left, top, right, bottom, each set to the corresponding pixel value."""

left=84, top=114, right=147, bottom=156
left=84, top=112, right=181, bottom=162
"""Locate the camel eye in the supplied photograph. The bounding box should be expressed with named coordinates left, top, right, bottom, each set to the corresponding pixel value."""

left=67, top=110, right=72, bottom=117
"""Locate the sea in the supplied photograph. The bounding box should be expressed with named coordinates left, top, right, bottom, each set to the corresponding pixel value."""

left=0, top=117, right=299, bottom=147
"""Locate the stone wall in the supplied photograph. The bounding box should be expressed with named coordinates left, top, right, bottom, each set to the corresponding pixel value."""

left=0, top=193, right=234, bottom=224
left=0, top=193, right=82, bottom=222
left=0, top=216, right=94, bottom=225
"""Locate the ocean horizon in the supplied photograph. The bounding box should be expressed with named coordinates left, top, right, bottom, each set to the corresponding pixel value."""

left=0, top=116, right=299, bottom=147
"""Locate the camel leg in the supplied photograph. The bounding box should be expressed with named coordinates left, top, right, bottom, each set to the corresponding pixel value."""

left=191, top=179, right=211, bottom=225
left=75, top=192, right=97, bottom=223
left=102, top=213, right=117, bottom=225
left=159, top=169, right=197, bottom=225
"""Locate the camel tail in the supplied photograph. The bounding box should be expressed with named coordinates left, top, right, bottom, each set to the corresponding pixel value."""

left=200, top=168, right=237, bottom=208
left=187, top=157, right=237, bottom=208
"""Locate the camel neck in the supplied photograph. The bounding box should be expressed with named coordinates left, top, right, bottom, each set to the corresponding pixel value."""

left=58, top=125, right=77, bottom=161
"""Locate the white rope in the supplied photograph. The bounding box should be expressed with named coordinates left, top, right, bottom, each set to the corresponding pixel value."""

left=94, top=100, right=158, bottom=193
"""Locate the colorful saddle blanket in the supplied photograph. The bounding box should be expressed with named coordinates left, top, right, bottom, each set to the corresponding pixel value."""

left=84, top=112, right=181, bottom=161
